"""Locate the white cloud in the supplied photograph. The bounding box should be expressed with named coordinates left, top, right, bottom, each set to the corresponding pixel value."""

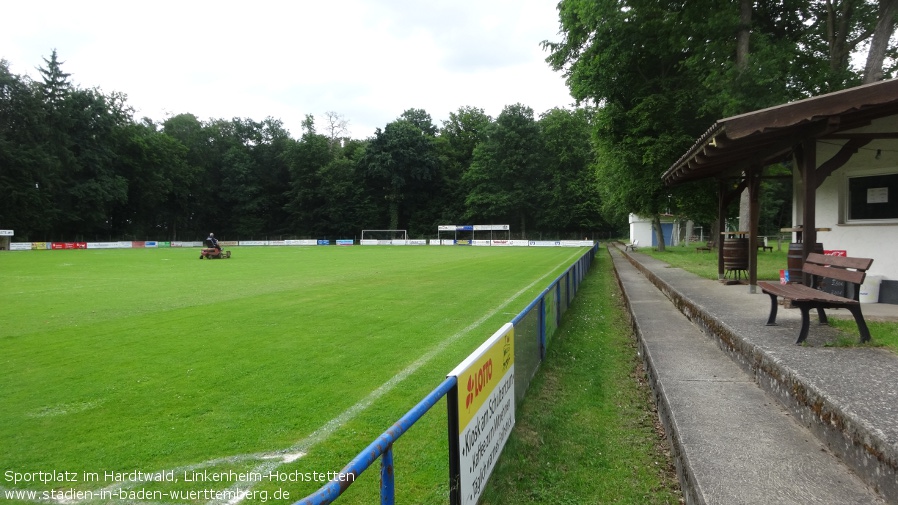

left=2, top=0, right=573, bottom=139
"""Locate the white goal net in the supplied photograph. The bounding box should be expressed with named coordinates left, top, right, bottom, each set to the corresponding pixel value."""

left=360, top=229, right=408, bottom=244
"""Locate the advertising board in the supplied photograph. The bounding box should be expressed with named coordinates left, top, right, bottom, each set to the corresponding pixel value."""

left=447, top=323, right=515, bottom=505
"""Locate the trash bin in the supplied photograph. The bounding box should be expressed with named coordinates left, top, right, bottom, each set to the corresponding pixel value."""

left=859, top=275, right=882, bottom=304
left=787, top=242, right=823, bottom=283
left=723, top=237, right=748, bottom=275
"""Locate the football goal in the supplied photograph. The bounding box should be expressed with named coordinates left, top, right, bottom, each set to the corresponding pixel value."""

left=360, top=229, right=408, bottom=241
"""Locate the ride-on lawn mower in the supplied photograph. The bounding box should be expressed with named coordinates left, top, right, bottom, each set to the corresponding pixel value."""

left=200, top=239, right=231, bottom=259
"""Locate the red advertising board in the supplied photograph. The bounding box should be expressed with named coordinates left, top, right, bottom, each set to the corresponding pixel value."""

left=50, top=242, right=87, bottom=249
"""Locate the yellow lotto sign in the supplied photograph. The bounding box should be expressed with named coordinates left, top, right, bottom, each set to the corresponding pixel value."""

left=454, top=324, right=514, bottom=432
left=448, top=323, right=515, bottom=505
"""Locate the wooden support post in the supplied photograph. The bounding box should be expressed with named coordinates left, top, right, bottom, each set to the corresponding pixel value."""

left=748, top=164, right=762, bottom=293
left=717, top=178, right=727, bottom=280
left=801, top=139, right=817, bottom=286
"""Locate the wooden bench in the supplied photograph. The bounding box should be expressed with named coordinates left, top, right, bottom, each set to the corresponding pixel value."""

left=757, top=245, right=773, bottom=252
left=758, top=253, right=873, bottom=344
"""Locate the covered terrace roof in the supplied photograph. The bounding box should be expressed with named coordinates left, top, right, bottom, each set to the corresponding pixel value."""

left=663, top=78, right=898, bottom=185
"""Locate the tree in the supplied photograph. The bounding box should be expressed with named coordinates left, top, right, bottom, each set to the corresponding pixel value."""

left=197, top=116, right=295, bottom=238
left=37, top=49, right=71, bottom=108
left=440, top=106, right=491, bottom=170
left=544, top=0, right=894, bottom=246
left=0, top=60, right=55, bottom=239
left=162, top=113, right=224, bottom=237
left=538, top=107, right=606, bottom=236
left=686, top=0, right=809, bottom=117
left=360, top=112, right=439, bottom=231
left=464, top=104, right=546, bottom=236
left=220, top=143, right=263, bottom=237
left=34, top=50, right=78, bottom=236
left=60, top=88, right=131, bottom=238
left=863, top=0, right=898, bottom=82
left=112, top=122, right=194, bottom=239
left=252, top=117, right=295, bottom=235
left=323, top=111, right=350, bottom=147
left=399, top=108, right=438, bottom=136
left=545, top=1, right=709, bottom=248
left=799, top=0, right=875, bottom=92
left=315, top=155, right=376, bottom=237
left=437, top=106, right=493, bottom=224
left=284, top=115, right=334, bottom=236
left=677, top=0, right=810, bottom=231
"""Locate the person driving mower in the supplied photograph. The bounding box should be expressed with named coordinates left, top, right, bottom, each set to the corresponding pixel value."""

left=200, top=233, right=221, bottom=259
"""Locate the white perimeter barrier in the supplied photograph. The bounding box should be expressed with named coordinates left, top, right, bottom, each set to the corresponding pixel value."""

left=419, top=239, right=593, bottom=247
left=10, top=239, right=595, bottom=250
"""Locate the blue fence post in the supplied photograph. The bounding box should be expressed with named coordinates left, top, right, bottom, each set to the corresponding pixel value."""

left=380, top=444, right=394, bottom=505
left=539, top=295, right=546, bottom=359
left=554, top=278, right=562, bottom=329
left=564, top=269, right=569, bottom=308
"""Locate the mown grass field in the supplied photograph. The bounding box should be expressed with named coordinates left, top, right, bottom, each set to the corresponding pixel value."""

left=0, top=245, right=589, bottom=504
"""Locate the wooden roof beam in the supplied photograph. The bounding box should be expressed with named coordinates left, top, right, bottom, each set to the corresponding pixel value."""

left=815, top=137, right=873, bottom=188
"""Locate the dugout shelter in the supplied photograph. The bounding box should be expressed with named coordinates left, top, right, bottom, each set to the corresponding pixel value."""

left=437, top=225, right=510, bottom=243
left=0, top=230, right=12, bottom=250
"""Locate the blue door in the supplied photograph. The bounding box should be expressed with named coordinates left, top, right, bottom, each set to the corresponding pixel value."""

left=652, top=223, right=674, bottom=247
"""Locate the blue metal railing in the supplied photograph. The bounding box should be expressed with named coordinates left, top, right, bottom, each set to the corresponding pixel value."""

left=296, top=376, right=457, bottom=505
left=294, top=244, right=597, bottom=505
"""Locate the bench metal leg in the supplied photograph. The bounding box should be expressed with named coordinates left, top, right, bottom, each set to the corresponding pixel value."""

left=816, top=307, right=828, bottom=325
left=795, top=303, right=812, bottom=344
left=846, top=305, right=872, bottom=343
left=765, top=293, right=779, bottom=326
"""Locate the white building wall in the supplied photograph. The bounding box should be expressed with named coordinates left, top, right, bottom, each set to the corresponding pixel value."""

left=798, top=116, right=898, bottom=281
left=628, top=214, right=654, bottom=246
left=628, top=214, right=681, bottom=247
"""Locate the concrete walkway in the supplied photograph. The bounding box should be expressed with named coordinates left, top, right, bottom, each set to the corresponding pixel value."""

left=608, top=245, right=898, bottom=504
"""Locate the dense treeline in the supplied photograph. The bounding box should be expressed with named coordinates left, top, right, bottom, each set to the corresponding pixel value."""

left=5, top=2, right=896, bottom=244
left=0, top=52, right=610, bottom=242
left=546, top=0, right=898, bottom=249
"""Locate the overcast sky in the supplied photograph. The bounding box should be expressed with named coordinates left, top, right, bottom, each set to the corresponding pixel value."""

left=3, top=0, right=575, bottom=139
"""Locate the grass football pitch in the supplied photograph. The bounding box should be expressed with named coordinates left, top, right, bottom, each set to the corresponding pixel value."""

left=0, top=245, right=591, bottom=504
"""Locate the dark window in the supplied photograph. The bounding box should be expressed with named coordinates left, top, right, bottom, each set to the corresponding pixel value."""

left=848, top=173, right=898, bottom=220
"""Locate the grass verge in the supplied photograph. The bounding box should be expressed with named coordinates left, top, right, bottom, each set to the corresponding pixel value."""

left=480, top=251, right=682, bottom=504
left=828, top=319, right=898, bottom=351
left=637, top=242, right=787, bottom=281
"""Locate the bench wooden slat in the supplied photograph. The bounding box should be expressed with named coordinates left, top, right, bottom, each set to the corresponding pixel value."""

left=758, top=281, right=859, bottom=304
left=806, top=253, right=873, bottom=271
left=802, top=262, right=867, bottom=285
